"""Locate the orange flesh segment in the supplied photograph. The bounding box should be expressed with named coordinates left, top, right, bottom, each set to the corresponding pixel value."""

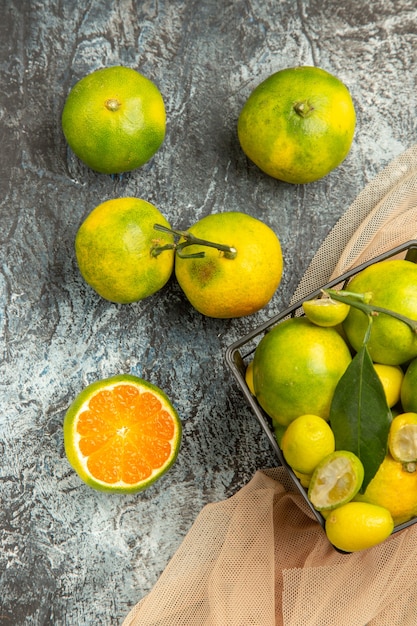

left=76, top=384, right=176, bottom=485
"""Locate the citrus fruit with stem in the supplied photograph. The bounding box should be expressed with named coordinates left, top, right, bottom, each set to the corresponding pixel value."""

left=173, top=212, right=283, bottom=318
left=342, top=259, right=417, bottom=365
left=62, top=66, right=166, bottom=174
left=388, top=412, right=417, bottom=466
left=325, top=502, right=394, bottom=552
left=281, top=414, right=335, bottom=475
left=373, top=363, right=404, bottom=408
left=302, top=296, right=350, bottom=327
left=237, top=66, right=356, bottom=184
left=401, top=357, right=417, bottom=412
left=75, top=197, right=175, bottom=304
left=252, top=317, right=352, bottom=426
left=308, top=450, right=364, bottom=511
left=64, top=374, right=182, bottom=493
left=355, top=453, right=417, bottom=524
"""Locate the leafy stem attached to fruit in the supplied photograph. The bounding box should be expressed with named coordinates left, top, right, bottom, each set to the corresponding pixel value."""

left=151, top=224, right=238, bottom=260
left=324, top=288, right=417, bottom=335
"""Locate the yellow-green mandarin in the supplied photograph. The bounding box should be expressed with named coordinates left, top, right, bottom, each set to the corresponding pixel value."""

left=253, top=317, right=352, bottom=426
left=343, top=260, right=417, bottom=365
left=238, top=66, right=355, bottom=184
left=174, top=212, right=283, bottom=318
left=62, top=66, right=166, bottom=174
left=75, top=197, right=174, bottom=303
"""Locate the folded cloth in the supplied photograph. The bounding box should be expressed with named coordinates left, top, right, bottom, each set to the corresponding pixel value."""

left=123, top=145, right=417, bottom=626
left=123, top=469, right=417, bottom=625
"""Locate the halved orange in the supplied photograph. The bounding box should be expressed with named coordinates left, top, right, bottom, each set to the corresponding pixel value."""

left=64, top=374, right=181, bottom=493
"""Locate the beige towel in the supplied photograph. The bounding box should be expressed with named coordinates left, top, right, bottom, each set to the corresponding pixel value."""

left=123, top=145, right=417, bottom=626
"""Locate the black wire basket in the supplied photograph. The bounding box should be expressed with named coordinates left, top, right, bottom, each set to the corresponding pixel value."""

left=225, top=240, right=417, bottom=543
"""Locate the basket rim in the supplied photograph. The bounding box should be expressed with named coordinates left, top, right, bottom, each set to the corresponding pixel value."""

left=225, top=239, right=417, bottom=551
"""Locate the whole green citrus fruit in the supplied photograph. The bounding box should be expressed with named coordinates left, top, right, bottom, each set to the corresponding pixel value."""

left=174, top=212, right=283, bottom=318
left=342, top=260, right=417, bottom=365
left=75, top=197, right=174, bottom=303
left=237, top=66, right=356, bottom=184
left=62, top=66, right=166, bottom=174
left=252, top=317, right=352, bottom=426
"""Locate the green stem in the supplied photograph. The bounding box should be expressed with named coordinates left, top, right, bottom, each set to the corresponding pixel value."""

left=324, top=288, right=417, bottom=334
left=293, top=100, right=314, bottom=118
left=151, top=223, right=237, bottom=259
left=105, top=98, right=121, bottom=112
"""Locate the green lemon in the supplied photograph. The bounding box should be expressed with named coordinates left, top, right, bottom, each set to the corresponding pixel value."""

left=281, top=414, right=335, bottom=475
left=325, top=502, right=394, bottom=552
left=75, top=197, right=174, bottom=303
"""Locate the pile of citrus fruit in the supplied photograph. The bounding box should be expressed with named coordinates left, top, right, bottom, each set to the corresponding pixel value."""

left=248, top=257, right=417, bottom=552
left=62, top=64, right=354, bottom=320
left=61, top=64, right=295, bottom=495
left=61, top=58, right=407, bottom=559
left=62, top=64, right=355, bottom=184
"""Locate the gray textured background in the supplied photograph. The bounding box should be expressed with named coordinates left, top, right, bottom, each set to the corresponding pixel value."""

left=1, top=1, right=417, bottom=624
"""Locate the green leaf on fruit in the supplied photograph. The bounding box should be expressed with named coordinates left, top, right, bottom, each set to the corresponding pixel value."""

left=329, top=345, right=391, bottom=493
